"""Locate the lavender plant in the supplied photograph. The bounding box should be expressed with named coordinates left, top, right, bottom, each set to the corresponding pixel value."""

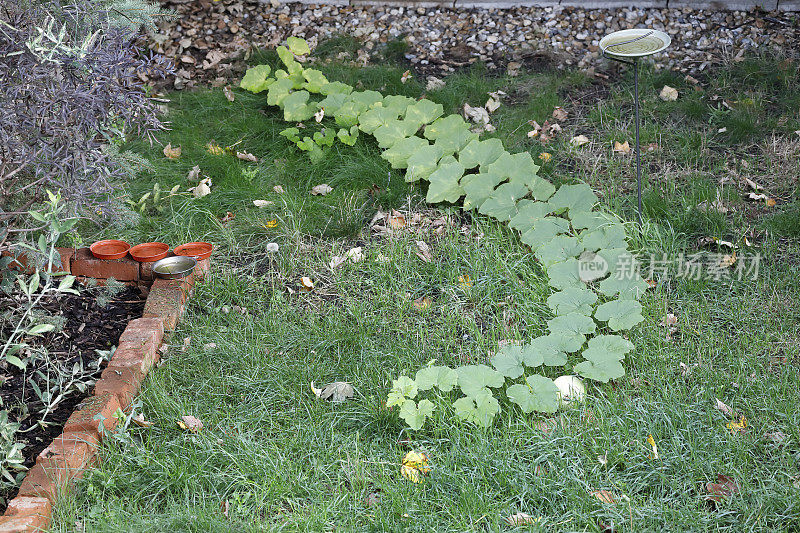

left=0, top=0, right=172, bottom=238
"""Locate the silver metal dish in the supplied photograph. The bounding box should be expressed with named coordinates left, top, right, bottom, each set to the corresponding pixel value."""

left=599, top=29, right=671, bottom=59
left=152, top=256, right=197, bottom=279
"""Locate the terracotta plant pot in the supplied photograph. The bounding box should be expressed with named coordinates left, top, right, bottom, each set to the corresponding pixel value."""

left=129, top=242, right=170, bottom=263
left=90, top=240, right=131, bottom=260
left=174, top=242, right=213, bottom=260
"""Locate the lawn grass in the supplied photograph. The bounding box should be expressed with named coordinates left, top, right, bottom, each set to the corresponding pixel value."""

left=51, top=41, right=800, bottom=531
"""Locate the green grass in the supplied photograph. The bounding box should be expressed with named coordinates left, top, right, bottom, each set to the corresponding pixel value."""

left=52, top=44, right=800, bottom=531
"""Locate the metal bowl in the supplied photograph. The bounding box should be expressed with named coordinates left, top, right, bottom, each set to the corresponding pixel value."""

left=152, top=255, right=197, bottom=279
left=599, top=29, right=671, bottom=59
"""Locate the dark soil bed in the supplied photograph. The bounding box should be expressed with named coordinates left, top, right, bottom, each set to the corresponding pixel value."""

left=0, top=285, right=145, bottom=510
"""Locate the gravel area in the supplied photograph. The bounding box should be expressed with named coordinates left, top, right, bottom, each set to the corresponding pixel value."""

left=151, top=1, right=800, bottom=88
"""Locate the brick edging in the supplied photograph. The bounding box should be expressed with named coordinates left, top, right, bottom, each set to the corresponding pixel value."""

left=0, top=251, right=210, bottom=532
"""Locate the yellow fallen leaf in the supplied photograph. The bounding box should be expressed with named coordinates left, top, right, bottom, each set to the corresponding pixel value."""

left=177, top=415, right=203, bottom=432
left=190, top=177, right=212, bottom=198
left=264, top=219, right=278, bottom=228
left=539, top=152, right=552, bottom=162
left=163, top=143, right=181, bottom=160
left=413, top=296, right=431, bottom=310
left=485, top=97, right=501, bottom=113
left=552, top=106, right=567, bottom=121
left=458, top=274, right=472, bottom=289
left=647, top=434, right=659, bottom=459
left=504, top=513, right=541, bottom=526
left=206, top=142, right=225, bottom=156
left=613, top=141, right=631, bottom=154
left=591, top=489, right=616, bottom=504
left=727, top=415, right=747, bottom=434
left=401, top=450, right=431, bottom=483
left=570, top=134, right=590, bottom=147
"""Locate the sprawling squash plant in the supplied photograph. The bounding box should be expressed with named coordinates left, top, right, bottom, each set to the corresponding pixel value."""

left=241, top=39, right=647, bottom=431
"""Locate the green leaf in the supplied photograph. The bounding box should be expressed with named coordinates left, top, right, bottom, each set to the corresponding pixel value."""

left=240, top=65, right=273, bottom=93
left=404, top=99, right=444, bottom=129
left=372, top=119, right=418, bottom=149
left=580, top=223, right=628, bottom=252
left=282, top=91, right=315, bottom=121
left=301, top=69, right=328, bottom=93
left=350, top=90, right=383, bottom=110
left=27, top=323, right=54, bottom=335
left=461, top=171, right=504, bottom=211
left=520, top=217, right=570, bottom=250
left=594, top=299, right=644, bottom=331
left=382, top=95, right=416, bottom=116
left=490, top=345, right=526, bottom=378
left=424, top=115, right=477, bottom=154
left=313, top=129, right=336, bottom=147
left=534, top=236, right=584, bottom=267
left=381, top=136, right=429, bottom=169
left=574, top=335, right=633, bottom=383
left=317, top=92, right=350, bottom=115
left=320, top=81, right=353, bottom=96
left=545, top=258, right=584, bottom=290
left=478, top=181, right=528, bottom=222
left=546, top=287, right=598, bottom=316
left=426, top=156, right=465, bottom=204
left=487, top=152, right=554, bottom=201
left=387, top=376, right=418, bottom=407
left=529, top=335, right=569, bottom=365
left=548, top=184, right=598, bottom=214
left=456, top=364, right=505, bottom=397
left=506, top=375, right=559, bottom=414
left=570, top=210, right=618, bottom=231
left=508, top=200, right=552, bottom=232
left=547, top=312, right=595, bottom=350
left=276, top=46, right=302, bottom=74
left=296, top=136, right=316, bottom=152
left=358, top=106, right=399, bottom=134
left=458, top=139, right=505, bottom=169
left=286, top=36, right=311, bottom=56
left=598, top=272, right=649, bottom=300
left=406, top=144, right=444, bottom=182
left=266, top=78, right=295, bottom=106
left=399, top=399, right=434, bottom=430
left=415, top=365, right=458, bottom=392
left=279, top=127, right=301, bottom=143
left=337, top=126, right=359, bottom=146
left=453, top=388, right=500, bottom=428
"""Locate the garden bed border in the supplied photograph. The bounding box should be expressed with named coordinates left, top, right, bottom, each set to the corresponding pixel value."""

left=0, top=247, right=209, bottom=532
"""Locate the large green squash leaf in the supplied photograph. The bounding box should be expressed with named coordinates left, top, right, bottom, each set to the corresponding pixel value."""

left=546, top=258, right=585, bottom=291
left=301, top=69, right=328, bottom=93
left=415, top=365, right=458, bottom=392
left=461, top=172, right=504, bottom=211
left=534, top=236, right=584, bottom=267
left=399, top=399, right=434, bottom=430
left=520, top=217, right=570, bottom=250
left=456, top=364, right=505, bottom=397
left=320, top=81, right=353, bottom=96
left=508, top=200, right=551, bottom=232
left=406, top=144, right=444, bottom=182
left=574, top=334, right=634, bottom=382
left=458, top=139, right=505, bottom=169
left=487, top=152, right=554, bottom=201
left=453, top=388, right=500, bottom=428
left=381, top=136, right=428, bottom=169
left=405, top=99, right=444, bottom=129
left=426, top=156, right=465, bottom=203
left=282, top=90, right=315, bottom=121
left=580, top=223, right=628, bottom=251
left=240, top=65, right=273, bottom=93
left=506, top=375, right=559, bottom=414
left=359, top=106, right=399, bottom=134
left=594, top=299, right=644, bottom=331
left=387, top=376, right=417, bottom=407
left=373, top=119, right=418, bottom=149
left=478, top=181, right=528, bottom=222
left=549, top=184, right=598, bottom=214
left=266, top=78, right=295, bottom=106
left=546, top=287, right=598, bottom=316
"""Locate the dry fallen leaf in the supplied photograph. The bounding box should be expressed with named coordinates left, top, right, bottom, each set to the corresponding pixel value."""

left=388, top=210, right=406, bottom=229
left=726, top=415, right=748, bottom=434
left=714, top=398, right=737, bottom=418
left=206, top=142, right=225, bottom=156
left=401, top=70, right=412, bottom=84
left=314, top=108, right=324, bottom=123
left=485, top=97, right=501, bottom=113
left=705, top=474, right=739, bottom=502
left=746, top=192, right=777, bottom=206
left=329, top=255, right=346, bottom=269
left=219, top=211, right=235, bottom=223
left=458, top=274, right=472, bottom=289
left=177, top=415, right=203, bottom=432
left=552, top=106, right=568, bottom=121
left=647, top=434, right=659, bottom=459
left=415, top=241, right=432, bottom=263
left=273, top=185, right=285, bottom=194
left=190, top=177, right=212, bottom=198
left=310, top=183, right=333, bottom=196
left=659, top=85, right=679, bottom=101
left=163, top=143, right=181, bottom=160
left=598, top=453, right=608, bottom=466
left=345, top=247, right=364, bottom=263
left=300, top=276, right=314, bottom=291
left=310, top=381, right=354, bottom=402
left=539, top=152, right=552, bottom=163
left=401, top=450, right=431, bottom=483
left=719, top=252, right=737, bottom=268
left=413, top=296, right=432, bottom=310
left=591, top=490, right=616, bottom=504
left=131, top=413, right=153, bottom=428
left=186, top=165, right=201, bottom=182
left=263, top=219, right=278, bottom=228
left=463, top=103, right=490, bottom=125
left=527, top=129, right=539, bottom=138
left=426, top=76, right=446, bottom=91
left=223, top=85, right=235, bottom=102
left=613, top=141, right=631, bottom=154
left=660, top=313, right=679, bottom=326
left=506, top=61, right=521, bottom=77
left=504, top=513, right=540, bottom=526
left=236, top=151, right=257, bottom=162
left=253, top=200, right=273, bottom=208
left=570, top=134, right=590, bottom=147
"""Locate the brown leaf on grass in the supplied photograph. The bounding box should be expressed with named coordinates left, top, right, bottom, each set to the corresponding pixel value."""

left=413, top=296, right=432, bottom=310
left=177, top=415, right=203, bottom=432
left=131, top=413, right=153, bottom=428
left=181, top=336, right=191, bottom=353
left=705, top=474, right=739, bottom=502
left=570, top=134, right=590, bottom=147
left=504, top=513, right=540, bottom=526
left=273, top=185, right=285, bottom=194
left=591, top=490, right=616, bottom=504
left=223, top=85, right=235, bottom=102
left=310, top=183, right=333, bottom=196
left=219, top=211, right=235, bottom=224
left=329, top=256, right=347, bottom=269
left=745, top=192, right=777, bottom=207
left=220, top=500, right=230, bottom=519
left=613, top=141, right=631, bottom=154
left=236, top=151, right=257, bottom=162
left=186, top=165, right=201, bottom=182
left=763, top=431, right=787, bottom=445
left=388, top=210, right=406, bottom=229
left=163, top=143, right=181, bottom=160
left=415, top=241, right=432, bottom=263
left=300, top=277, right=314, bottom=291
left=714, top=398, right=737, bottom=418
left=401, top=70, right=412, bottom=84
left=552, top=106, right=567, bottom=121
left=660, top=313, right=679, bottom=326
left=506, top=61, right=521, bottom=77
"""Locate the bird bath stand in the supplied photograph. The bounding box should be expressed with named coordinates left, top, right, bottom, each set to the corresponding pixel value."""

left=599, top=29, right=671, bottom=225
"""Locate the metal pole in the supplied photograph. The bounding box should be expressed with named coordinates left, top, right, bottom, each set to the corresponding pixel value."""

left=634, top=57, right=642, bottom=226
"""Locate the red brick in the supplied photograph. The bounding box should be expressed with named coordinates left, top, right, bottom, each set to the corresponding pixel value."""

left=142, top=288, right=186, bottom=331
left=152, top=276, right=193, bottom=300
left=16, top=465, right=58, bottom=501
left=119, top=317, right=164, bottom=346
left=93, top=366, right=143, bottom=409
left=63, top=393, right=120, bottom=437
left=115, top=318, right=163, bottom=370
left=36, top=437, right=94, bottom=476
left=1, top=248, right=74, bottom=275
left=71, top=247, right=139, bottom=281
left=195, top=258, right=211, bottom=278
left=4, top=496, right=51, bottom=519
left=0, top=513, right=50, bottom=532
